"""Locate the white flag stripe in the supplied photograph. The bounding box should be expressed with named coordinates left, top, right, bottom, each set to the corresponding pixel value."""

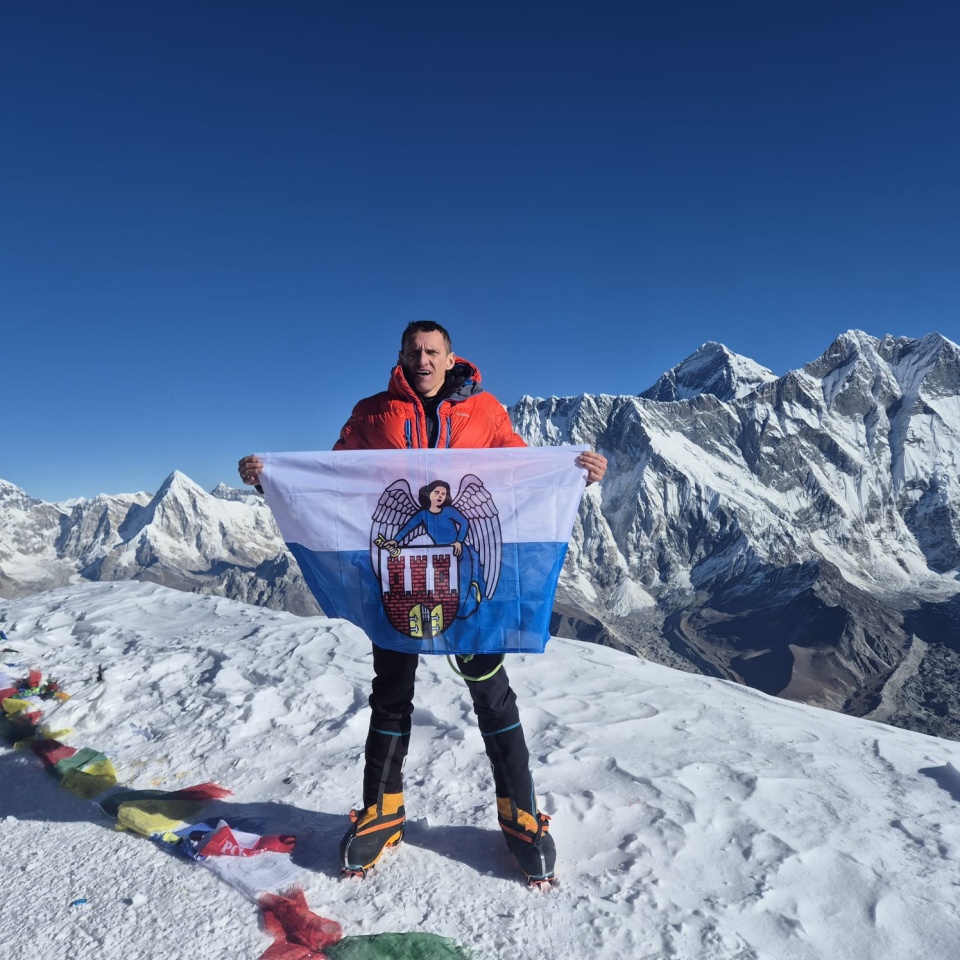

left=261, top=448, right=588, bottom=554
left=259, top=447, right=589, bottom=654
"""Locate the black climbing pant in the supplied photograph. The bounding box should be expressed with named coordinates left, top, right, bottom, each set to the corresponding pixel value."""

left=363, top=644, right=535, bottom=814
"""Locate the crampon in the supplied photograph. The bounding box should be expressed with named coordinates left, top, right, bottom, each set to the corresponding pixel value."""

left=339, top=793, right=405, bottom=879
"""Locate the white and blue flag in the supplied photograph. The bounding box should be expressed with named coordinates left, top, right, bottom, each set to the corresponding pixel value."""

left=259, top=448, right=588, bottom=655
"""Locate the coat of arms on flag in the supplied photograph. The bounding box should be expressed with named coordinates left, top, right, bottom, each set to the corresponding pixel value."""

left=371, top=475, right=501, bottom=640
left=259, top=448, right=589, bottom=655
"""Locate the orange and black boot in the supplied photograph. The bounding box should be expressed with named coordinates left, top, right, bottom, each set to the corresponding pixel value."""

left=497, top=796, right=557, bottom=888
left=340, top=792, right=405, bottom=878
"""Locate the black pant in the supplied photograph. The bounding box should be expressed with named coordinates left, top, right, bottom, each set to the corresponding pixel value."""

left=363, top=644, right=536, bottom=815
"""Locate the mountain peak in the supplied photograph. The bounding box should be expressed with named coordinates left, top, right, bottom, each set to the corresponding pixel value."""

left=641, top=341, right=777, bottom=402
left=155, top=470, right=207, bottom=500
left=0, top=479, right=39, bottom=509
left=0, top=477, right=28, bottom=497
left=808, top=330, right=960, bottom=400
left=211, top=481, right=261, bottom=503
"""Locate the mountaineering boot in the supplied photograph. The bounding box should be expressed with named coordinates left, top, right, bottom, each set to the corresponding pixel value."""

left=497, top=796, right=557, bottom=887
left=339, top=792, right=405, bottom=878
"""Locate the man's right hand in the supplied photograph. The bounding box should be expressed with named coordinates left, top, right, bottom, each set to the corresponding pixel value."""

left=238, top=455, right=264, bottom=487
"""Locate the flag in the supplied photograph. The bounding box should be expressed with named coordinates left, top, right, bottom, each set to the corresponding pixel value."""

left=259, top=447, right=588, bottom=655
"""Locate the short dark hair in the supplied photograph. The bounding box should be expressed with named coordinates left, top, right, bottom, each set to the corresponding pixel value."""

left=401, top=320, right=453, bottom=354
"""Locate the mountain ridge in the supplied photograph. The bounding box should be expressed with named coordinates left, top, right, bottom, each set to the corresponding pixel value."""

left=514, top=329, right=960, bottom=738
left=2, top=328, right=959, bottom=738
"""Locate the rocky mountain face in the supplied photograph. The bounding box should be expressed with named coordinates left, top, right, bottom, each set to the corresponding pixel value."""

left=513, top=330, right=960, bottom=740
left=2, top=329, right=958, bottom=739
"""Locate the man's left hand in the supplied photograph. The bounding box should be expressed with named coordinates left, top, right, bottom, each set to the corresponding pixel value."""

left=576, top=451, right=608, bottom=484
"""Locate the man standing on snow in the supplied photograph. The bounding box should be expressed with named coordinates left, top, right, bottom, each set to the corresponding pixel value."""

left=238, top=320, right=606, bottom=885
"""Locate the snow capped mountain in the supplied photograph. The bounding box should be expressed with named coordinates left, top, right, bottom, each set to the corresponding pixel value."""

left=0, top=472, right=320, bottom=616
left=641, top=341, right=778, bottom=402
left=513, top=329, right=960, bottom=739
left=2, top=329, right=959, bottom=739
left=0, top=479, right=103, bottom=596
left=211, top=481, right=263, bottom=503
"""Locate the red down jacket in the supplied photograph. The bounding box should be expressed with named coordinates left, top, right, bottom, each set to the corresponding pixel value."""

left=334, top=357, right=526, bottom=451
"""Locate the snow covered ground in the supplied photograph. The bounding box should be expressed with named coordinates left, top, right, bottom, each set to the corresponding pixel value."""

left=2, top=581, right=958, bottom=959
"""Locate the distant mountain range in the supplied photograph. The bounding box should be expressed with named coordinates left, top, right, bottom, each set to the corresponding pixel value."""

left=0, top=474, right=321, bottom=617
left=3, top=329, right=959, bottom=740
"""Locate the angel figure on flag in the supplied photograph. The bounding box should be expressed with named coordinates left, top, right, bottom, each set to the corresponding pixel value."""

left=372, top=475, right=502, bottom=625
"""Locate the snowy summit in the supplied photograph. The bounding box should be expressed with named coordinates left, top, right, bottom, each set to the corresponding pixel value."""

left=2, top=582, right=958, bottom=959
left=640, top=342, right=779, bottom=402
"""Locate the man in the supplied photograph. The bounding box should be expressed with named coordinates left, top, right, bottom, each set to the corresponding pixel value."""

left=239, top=320, right=606, bottom=886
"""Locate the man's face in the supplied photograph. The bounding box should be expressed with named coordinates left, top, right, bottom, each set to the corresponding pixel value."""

left=399, top=330, right=456, bottom=398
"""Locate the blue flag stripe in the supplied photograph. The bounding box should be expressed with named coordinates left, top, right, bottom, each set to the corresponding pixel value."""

left=288, top=541, right=569, bottom=655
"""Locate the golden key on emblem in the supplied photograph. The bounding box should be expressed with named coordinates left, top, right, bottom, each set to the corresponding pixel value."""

left=374, top=534, right=401, bottom=558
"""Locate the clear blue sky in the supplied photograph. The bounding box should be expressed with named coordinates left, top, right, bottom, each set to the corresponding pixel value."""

left=3, top=2, right=958, bottom=502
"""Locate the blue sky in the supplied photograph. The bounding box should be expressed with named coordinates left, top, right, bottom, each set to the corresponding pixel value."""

left=3, top=2, right=958, bottom=502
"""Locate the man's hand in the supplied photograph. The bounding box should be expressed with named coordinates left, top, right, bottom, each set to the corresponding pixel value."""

left=576, top=451, right=608, bottom=484
left=238, top=455, right=264, bottom=487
